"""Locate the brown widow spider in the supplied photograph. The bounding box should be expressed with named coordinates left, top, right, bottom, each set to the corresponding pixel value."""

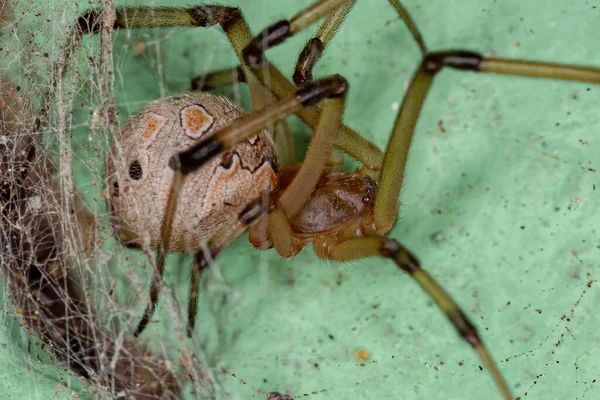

left=73, top=1, right=600, bottom=399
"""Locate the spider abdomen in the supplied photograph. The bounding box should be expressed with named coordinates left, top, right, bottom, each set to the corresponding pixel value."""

left=104, top=92, right=277, bottom=252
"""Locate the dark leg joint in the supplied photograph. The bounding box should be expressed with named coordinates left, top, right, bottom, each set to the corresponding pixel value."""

left=382, top=239, right=482, bottom=347
left=451, top=313, right=481, bottom=348
left=239, top=195, right=272, bottom=226
left=193, top=249, right=216, bottom=271
left=170, top=137, right=224, bottom=175
left=381, top=240, right=482, bottom=349
left=296, top=75, right=348, bottom=106
left=423, top=51, right=483, bottom=75
left=293, top=38, right=324, bottom=84
left=381, top=239, right=420, bottom=274
left=188, top=5, right=240, bottom=27
left=242, top=20, right=291, bottom=68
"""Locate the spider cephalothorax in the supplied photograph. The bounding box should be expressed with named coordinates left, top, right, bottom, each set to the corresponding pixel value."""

left=262, top=165, right=378, bottom=257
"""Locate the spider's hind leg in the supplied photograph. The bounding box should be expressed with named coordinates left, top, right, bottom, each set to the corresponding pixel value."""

left=317, top=235, right=514, bottom=399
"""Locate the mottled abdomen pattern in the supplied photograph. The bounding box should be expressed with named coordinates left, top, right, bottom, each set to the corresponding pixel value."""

left=104, top=92, right=277, bottom=251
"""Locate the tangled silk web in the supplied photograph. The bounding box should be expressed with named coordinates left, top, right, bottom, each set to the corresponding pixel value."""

left=1, top=1, right=301, bottom=398
left=0, top=1, right=186, bottom=399
left=2, top=0, right=600, bottom=400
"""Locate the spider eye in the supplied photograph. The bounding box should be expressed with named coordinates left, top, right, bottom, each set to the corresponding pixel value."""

left=128, top=160, right=143, bottom=180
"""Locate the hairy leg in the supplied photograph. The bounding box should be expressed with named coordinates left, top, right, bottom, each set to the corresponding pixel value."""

left=315, top=235, right=513, bottom=400
left=292, top=0, right=427, bottom=84
left=372, top=52, right=600, bottom=233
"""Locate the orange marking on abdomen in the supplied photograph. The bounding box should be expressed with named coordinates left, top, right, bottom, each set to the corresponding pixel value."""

left=141, top=112, right=167, bottom=144
left=180, top=104, right=215, bottom=139
left=255, top=160, right=278, bottom=193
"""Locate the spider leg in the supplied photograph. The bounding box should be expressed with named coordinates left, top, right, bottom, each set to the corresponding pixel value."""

left=269, top=90, right=348, bottom=257
left=187, top=258, right=209, bottom=338
left=77, top=5, right=269, bottom=115
left=189, top=193, right=279, bottom=336
left=386, top=0, right=428, bottom=54
left=274, top=120, right=296, bottom=169
left=190, top=72, right=348, bottom=172
left=191, top=61, right=384, bottom=172
left=293, top=0, right=357, bottom=84
left=315, top=235, right=513, bottom=400
left=292, top=0, right=427, bottom=84
left=134, top=170, right=184, bottom=337
left=191, top=67, right=246, bottom=91
left=190, top=65, right=383, bottom=172
left=190, top=69, right=297, bottom=167
left=187, top=195, right=272, bottom=337
left=279, top=96, right=345, bottom=217
left=173, top=75, right=346, bottom=175
left=373, top=51, right=600, bottom=233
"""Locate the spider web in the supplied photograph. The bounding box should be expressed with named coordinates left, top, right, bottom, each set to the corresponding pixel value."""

left=1, top=0, right=599, bottom=399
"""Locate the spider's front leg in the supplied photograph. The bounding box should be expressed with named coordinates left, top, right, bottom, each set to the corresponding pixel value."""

left=373, top=51, right=600, bottom=232
left=291, top=0, right=357, bottom=84
left=291, top=0, right=427, bottom=84
left=316, top=235, right=512, bottom=396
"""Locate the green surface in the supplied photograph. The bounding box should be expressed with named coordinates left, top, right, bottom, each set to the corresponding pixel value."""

left=1, top=0, right=599, bottom=399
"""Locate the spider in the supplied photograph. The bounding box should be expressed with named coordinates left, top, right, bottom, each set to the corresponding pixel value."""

left=71, top=1, right=600, bottom=399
